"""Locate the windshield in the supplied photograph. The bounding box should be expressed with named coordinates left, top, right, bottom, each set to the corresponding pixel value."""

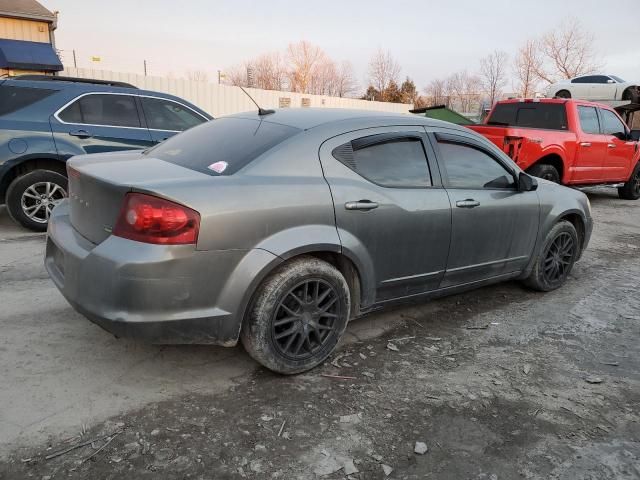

left=610, top=75, right=625, bottom=83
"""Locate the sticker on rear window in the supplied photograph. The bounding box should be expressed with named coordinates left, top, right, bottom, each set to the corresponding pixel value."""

left=207, top=161, right=228, bottom=174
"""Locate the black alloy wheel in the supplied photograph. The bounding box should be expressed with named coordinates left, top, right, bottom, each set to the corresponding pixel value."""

left=271, top=279, right=341, bottom=361
left=542, top=231, right=575, bottom=286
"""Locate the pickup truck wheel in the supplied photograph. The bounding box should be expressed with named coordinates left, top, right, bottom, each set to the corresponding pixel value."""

left=241, top=256, right=350, bottom=375
left=6, top=170, right=68, bottom=232
left=523, top=220, right=579, bottom=292
left=528, top=163, right=560, bottom=183
left=622, top=88, right=638, bottom=103
left=618, top=163, right=640, bottom=200
left=556, top=90, right=571, bottom=99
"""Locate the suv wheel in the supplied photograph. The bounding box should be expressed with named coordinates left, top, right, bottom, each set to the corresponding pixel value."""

left=6, top=170, right=68, bottom=232
left=241, top=256, right=350, bottom=374
left=523, top=220, right=579, bottom=292
left=618, top=163, right=640, bottom=200
left=528, top=163, right=560, bottom=183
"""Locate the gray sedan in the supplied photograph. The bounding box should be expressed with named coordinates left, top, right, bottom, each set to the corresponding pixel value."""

left=45, top=109, right=593, bottom=374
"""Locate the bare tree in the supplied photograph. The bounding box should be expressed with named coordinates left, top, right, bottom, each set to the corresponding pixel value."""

left=287, top=41, right=327, bottom=93
left=513, top=40, right=541, bottom=97
left=333, top=61, right=358, bottom=97
left=367, top=49, right=401, bottom=101
left=535, top=18, right=602, bottom=83
left=424, top=78, right=449, bottom=106
left=446, top=71, right=481, bottom=113
left=224, top=63, right=248, bottom=87
left=186, top=70, right=209, bottom=82
left=479, top=50, right=508, bottom=106
left=253, top=52, right=288, bottom=90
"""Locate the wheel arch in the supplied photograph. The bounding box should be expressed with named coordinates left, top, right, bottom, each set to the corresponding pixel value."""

left=527, top=153, right=566, bottom=183
left=557, top=211, right=587, bottom=252
left=0, top=156, right=67, bottom=203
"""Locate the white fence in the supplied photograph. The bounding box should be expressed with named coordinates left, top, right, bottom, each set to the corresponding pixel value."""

left=61, top=67, right=413, bottom=118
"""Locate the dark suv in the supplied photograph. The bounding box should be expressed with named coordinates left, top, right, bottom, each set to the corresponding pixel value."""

left=0, top=75, right=212, bottom=231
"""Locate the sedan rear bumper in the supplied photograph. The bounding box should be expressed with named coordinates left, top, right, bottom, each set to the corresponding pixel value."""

left=45, top=201, right=279, bottom=345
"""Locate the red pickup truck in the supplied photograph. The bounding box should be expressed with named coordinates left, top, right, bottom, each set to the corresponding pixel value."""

left=468, top=99, right=640, bottom=199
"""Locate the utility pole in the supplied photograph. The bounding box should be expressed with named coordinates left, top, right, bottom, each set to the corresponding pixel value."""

left=72, top=49, right=77, bottom=68
left=143, top=60, right=147, bottom=76
left=218, top=70, right=221, bottom=85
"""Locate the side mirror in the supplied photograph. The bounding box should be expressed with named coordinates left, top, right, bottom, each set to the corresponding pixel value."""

left=518, top=172, right=538, bottom=192
left=607, top=79, right=615, bottom=84
left=630, top=129, right=640, bottom=142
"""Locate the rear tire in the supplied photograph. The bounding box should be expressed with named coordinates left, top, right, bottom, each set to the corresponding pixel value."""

left=241, top=256, right=350, bottom=374
left=6, top=170, right=68, bottom=232
left=618, top=163, right=640, bottom=200
left=523, top=221, right=579, bottom=292
left=528, top=163, right=561, bottom=184
left=556, top=90, right=571, bottom=99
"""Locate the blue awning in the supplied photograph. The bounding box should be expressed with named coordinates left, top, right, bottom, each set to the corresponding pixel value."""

left=0, top=39, right=63, bottom=72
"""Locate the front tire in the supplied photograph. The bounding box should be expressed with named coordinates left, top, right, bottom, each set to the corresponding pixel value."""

left=523, top=221, right=579, bottom=292
left=528, top=163, right=561, bottom=183
left=556, top=90, right=571, bottom=99
left=6, top=170, right=68, bottom=232
left=241, top=256, right=350, bottom=374
left=618, top=163, right=640, bottom=200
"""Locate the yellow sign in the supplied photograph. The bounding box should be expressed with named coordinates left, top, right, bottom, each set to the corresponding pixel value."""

left=91, top=56, right=101, bottom=62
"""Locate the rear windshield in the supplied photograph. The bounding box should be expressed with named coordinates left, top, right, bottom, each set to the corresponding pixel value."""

left=487, top=103, right=568, bottom=130
left=0, top=85, right=56, bottom=116
left=147, top=117, right=300, bottom=176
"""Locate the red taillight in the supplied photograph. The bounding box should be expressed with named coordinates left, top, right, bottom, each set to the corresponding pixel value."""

left=113, top=193, right=200, bottom=245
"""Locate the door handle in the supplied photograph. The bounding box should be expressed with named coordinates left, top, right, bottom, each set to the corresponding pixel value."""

left=579, top=142, right=591, bottom=147
left=69, top=129, right=92, bottom=139
left=345, top=200, right=379, bottom=211
left=456, top=199, right=480, bottom=208
left=607, top=143, right=616, bottom=148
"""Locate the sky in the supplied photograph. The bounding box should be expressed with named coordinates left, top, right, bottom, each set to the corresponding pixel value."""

left=45, top=0, right=640, bottom=93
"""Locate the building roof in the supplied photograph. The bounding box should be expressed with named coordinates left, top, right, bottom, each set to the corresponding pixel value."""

left=0, top=0, right=56, bottom=22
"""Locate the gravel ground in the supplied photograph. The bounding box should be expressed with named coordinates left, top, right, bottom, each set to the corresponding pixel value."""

left=1, top=187, right=639, bottom=479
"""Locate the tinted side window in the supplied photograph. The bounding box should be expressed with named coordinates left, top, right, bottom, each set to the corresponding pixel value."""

left=572, top=76, right=594, bottom=84
left=600, top=109, right=626, bottom=136
left=333, top=136, right=431, bottom=187
left=438, top=141, right=515, bottom=189
left=0, top=86, right=56, bottom=116
left=593, top=76, right=611, bottom=84
left=148, top=117, right=300, bottom=176
left=488, top=103, right=567, bottom=130
left=141, top=97, right=205, bottom=131
left=59, top=94, right=141, bottom=128
left=578, top=106, right=600, bottom=134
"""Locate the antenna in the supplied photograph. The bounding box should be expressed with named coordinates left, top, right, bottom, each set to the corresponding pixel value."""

left=238, top=86, right=275, bottom=116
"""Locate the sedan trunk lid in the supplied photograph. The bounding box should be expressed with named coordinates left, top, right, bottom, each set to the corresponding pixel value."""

left=67, top=151, right=210, bottom=244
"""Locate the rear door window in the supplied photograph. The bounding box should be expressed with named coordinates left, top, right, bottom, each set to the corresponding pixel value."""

left=332, top=135, right=432, bottom=187
left=58, top=94, right=141, bottom=128
left=487, top=103, right=568, bottom=130
left=578, top=106, right=600, bottom=134
left=0, top=85, right=56, bottom=116
left=140, top=97, right=206, bottom=131
left=147, top=117, right=300, bottom=176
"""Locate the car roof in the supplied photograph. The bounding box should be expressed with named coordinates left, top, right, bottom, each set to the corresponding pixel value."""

left=2, top=76, right=213, bottom=119
left=229, top=107, right=462, bottom=131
